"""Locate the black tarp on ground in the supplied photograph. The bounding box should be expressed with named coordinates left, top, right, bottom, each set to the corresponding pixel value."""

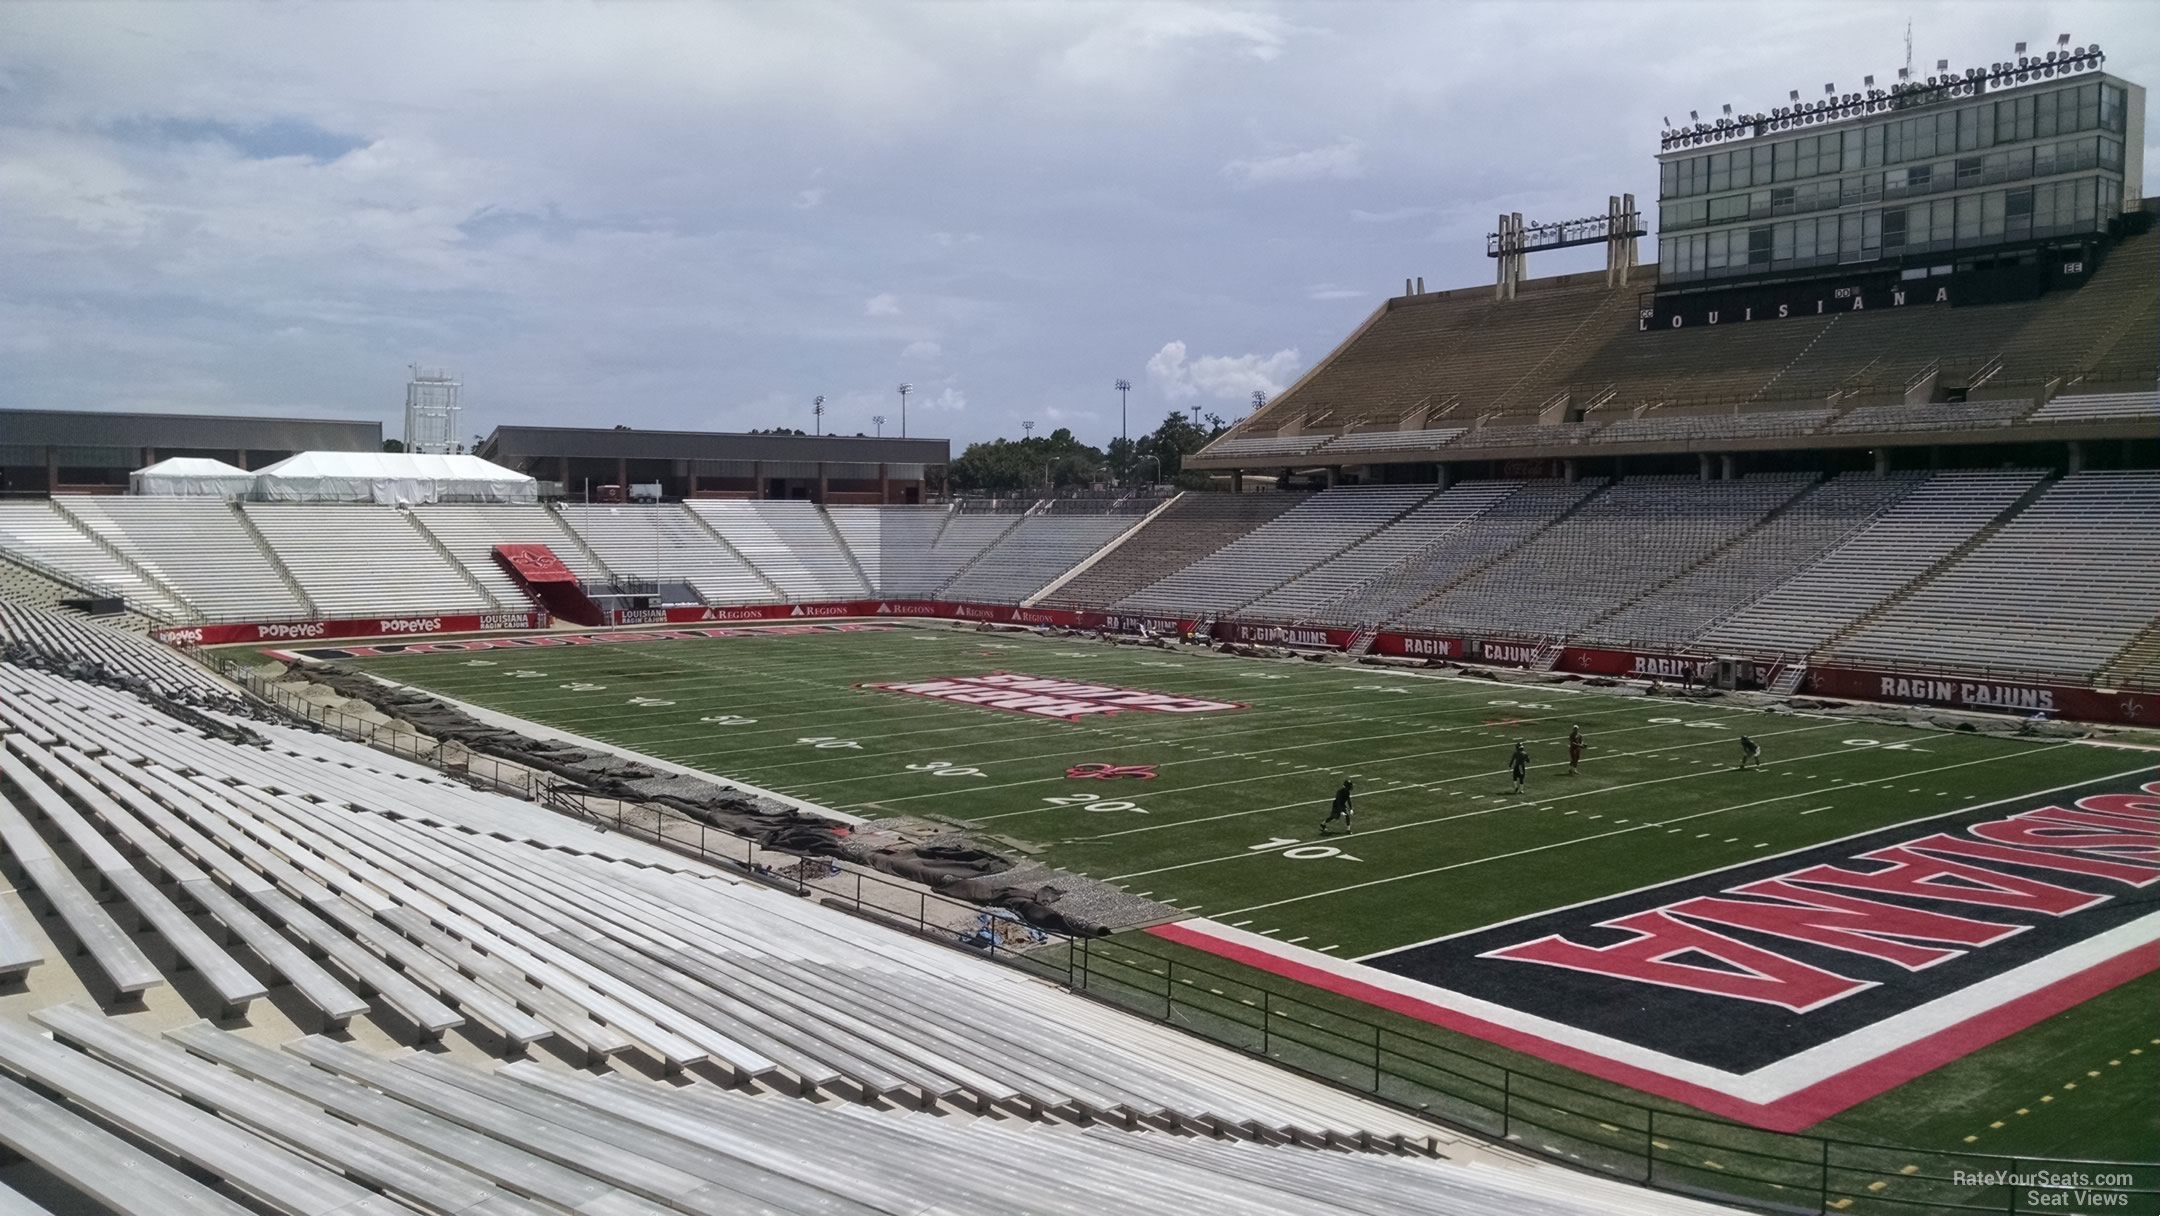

left=287, top=663, right=1118, bottom=934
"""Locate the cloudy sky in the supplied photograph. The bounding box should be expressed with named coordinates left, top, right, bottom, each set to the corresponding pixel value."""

left=3, top=1, right=2153, bottom=448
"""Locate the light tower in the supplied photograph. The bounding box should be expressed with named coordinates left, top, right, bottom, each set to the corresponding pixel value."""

left=403, top=366, right=462, bottom=454
left=1114, top=378, right=1132, bottom=445
left=872, top=414, right=886, bottom=437
left=812, top=395, right=825, bottom=436
left=1021, top=420, right=1035, bottom=438
left=897, top=384, right=912, bottom=438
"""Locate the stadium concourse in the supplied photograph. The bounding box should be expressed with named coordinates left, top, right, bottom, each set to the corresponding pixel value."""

left=0, top=602, right=1756, bottom=1216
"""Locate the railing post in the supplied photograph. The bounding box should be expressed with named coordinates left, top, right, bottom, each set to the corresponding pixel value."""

left=2005, top=1157, right=2018, bottom=1214
left=1502, top=1070, right=1512, bottom=1139
left=1819, top=1137, right=1831, bottom=1214
left=1261, top=989, right=1271, bottom=1057
left=1165, top=960, right=1176, bottom=1019
left=1372, top=1024, right=1382, bottom=1093
left=1644, top=1109, right=1656, bottom=1184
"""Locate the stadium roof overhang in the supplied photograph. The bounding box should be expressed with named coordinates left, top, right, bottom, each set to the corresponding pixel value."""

left=479, top=425, right=950, bottom=466
left=0, top=408, right=381, bottom=453
left=1183, top=416, right=2160, bottom=470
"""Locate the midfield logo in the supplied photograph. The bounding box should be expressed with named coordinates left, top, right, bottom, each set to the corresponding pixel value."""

left=863, top=672, right=1243, bottom=721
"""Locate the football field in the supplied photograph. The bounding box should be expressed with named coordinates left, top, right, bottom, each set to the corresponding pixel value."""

left=288, top=621, right=2160, bottom=1172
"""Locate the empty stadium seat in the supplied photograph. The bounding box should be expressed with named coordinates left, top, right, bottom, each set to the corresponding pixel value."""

left=1115, top=486, right=1436, bottom=616
left=244, top=504, right=499, bottom=617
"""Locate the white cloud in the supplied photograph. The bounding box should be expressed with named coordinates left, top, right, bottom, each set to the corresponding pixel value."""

left=1053, top=5, right=1299, bottom=88
left=901, top=339, right=941, bottom=360
left=793, top=187, right=826, bottom=209
left=1350, top=205, right=1431, bottom=223
left=863, top=292, right=900, bottom=316
left=1146, top=340, right=1299, bottom=402
left=920, top=386, right=966, bottom=412
left=1307, top=283, right=1365, bottom=301
left=1222, top=138, right=1363, bottom=187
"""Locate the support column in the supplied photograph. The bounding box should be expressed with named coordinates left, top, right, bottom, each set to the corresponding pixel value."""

left=1698, top=453, right=1713, bottom=482
left=142, top=447, right=156, bottom=467
left=1721, top=453, right=1737, bottom=481
left=752, top=461, right=765, bottom=500
left=1563, top=458, right=1578, bottom=484
left=557, top=455, right=571, bottom=490
left=816, top=462, right=829, bottom=504
left=1874, top=448, right=1891, bottom=475
left=1927, top=446, right=1942, bottom=470
left=615, top=457, right=629, bottom=492
left=1230, top=469, right=1244, bottom=493
left=1437, top=463, right=1453, bottom=491
left=2067, top=440, right=2086, bottom=474
left=235, top=450, right=249, bottom=470
left=44, top=445, right=59, bottom=493
left=878, top=463, right=890, bottom=503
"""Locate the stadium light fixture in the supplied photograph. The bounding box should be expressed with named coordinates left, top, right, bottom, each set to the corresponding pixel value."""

left=1115, top=378, right=1132, bottom=446
left=812, top=395, right=825, bottom=437
left=897, top=383, right=911, bottom=438
left=872, top=414, right=885, bottom=437
left=1022, top=420, right=1035, bottom=439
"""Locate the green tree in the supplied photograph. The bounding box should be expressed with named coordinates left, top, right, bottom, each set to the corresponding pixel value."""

left=381, top=439, right=405, bottom=453
left=1131, top=410, right=1229, bottom=484
left=949, top=427, right=1108, bottom=495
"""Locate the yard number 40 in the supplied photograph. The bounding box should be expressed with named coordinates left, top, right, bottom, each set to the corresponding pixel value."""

left=1249, top=837, right=1363, bottom=862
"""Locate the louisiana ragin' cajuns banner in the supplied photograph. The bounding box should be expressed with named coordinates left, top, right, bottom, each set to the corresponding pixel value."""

left=1157, top=770, right=2160, bottom=1130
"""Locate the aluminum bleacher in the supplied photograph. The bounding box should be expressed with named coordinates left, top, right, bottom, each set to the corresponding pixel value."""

left=1696, top=469, right=2047, bottom=657
left=0, top=503, right=186, bottom=622
left=1825, top=398, right=2037, bottom=434
left=1583, top=473, right=1924, bottom=649
left=940, top=508, right=1144, bottom=603
left=1115, top=486, right=1436, bottom=616
left=1594, top=408, right=1832, bottom=446
left=1042, top=493, right=1303, bottom=610
left=685, top=499, right=870, bottom=600
left=412, top=503, right=611, bottom=606
left=244, top=505, right=497, bottom=617
left=1351, top=480, right=1605, bottom=626
left=553, top=503, right=774, bottom=604
left=58, top=498, right=306, bottom=622
left=1826, top=471, right=2160, bottom=682
left=1395, top=476, right=1815, bottom=640
left=1318, top=426, right=1469, bottom=455
left=2027, top=389, right=2160, bottom=422
left=1241, top=481, right=1521, bottom=623
left=0, top=601, right=235, bottom=703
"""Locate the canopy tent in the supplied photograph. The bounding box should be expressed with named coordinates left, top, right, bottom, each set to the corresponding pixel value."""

left=128, top=457, right=257, bottom=499
left=251, top=451, right=538, bottom=506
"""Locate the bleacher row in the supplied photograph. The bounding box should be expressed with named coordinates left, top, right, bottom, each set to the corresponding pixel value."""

left=7, top=468, right=2160, bottom=688
left=0, top=611, right=1734, bottom=1216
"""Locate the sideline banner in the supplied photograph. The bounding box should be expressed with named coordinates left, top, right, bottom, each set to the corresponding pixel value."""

left=1807, top=664, right=2160, bottom=727
left=153, top=611, right=548, bottom=647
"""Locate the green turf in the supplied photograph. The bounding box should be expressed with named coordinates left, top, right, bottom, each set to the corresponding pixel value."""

left=331, top=623, right=2160, bottom=1170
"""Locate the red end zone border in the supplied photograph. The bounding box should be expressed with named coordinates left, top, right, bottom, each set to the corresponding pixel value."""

left=1150, top=919, right=2158, bottom=1132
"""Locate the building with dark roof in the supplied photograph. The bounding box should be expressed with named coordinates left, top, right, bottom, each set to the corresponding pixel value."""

left=478, top=425, right=951, bottom=503
left=0, top=409, right=381, bottom=495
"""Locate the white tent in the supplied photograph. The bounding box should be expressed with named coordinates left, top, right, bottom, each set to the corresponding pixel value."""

left=250, top=451, right=538, bottom=506
left=129, top=457, right=258, bottom=499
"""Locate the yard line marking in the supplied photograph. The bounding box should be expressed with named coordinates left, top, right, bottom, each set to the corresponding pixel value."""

left=1219, top=748, right=2059, bottom=921
left=1087, top=720, right=1850, bottom=855
left=1799, top=805, right=1832, bottom=815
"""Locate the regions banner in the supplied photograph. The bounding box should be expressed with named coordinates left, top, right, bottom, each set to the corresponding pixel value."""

left=152, top=611, right=548, bottom=647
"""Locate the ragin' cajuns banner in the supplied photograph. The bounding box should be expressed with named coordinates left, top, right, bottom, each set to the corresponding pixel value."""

left=1806, top=664, right=2160, bottom=728
left=153, top=611, right=549, bottom=647
left=605, top=601, right=1201, bottom=634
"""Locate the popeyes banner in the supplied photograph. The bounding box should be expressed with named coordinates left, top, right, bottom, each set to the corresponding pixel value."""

left=152, top=611, right=549, bottom=647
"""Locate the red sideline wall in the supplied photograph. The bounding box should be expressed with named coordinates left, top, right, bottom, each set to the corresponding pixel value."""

left=1805, top=664, right=2160, bottom=727
left=153, top=611, right=550, bottom=647
left=154, top=603, right=2160, bottom=727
